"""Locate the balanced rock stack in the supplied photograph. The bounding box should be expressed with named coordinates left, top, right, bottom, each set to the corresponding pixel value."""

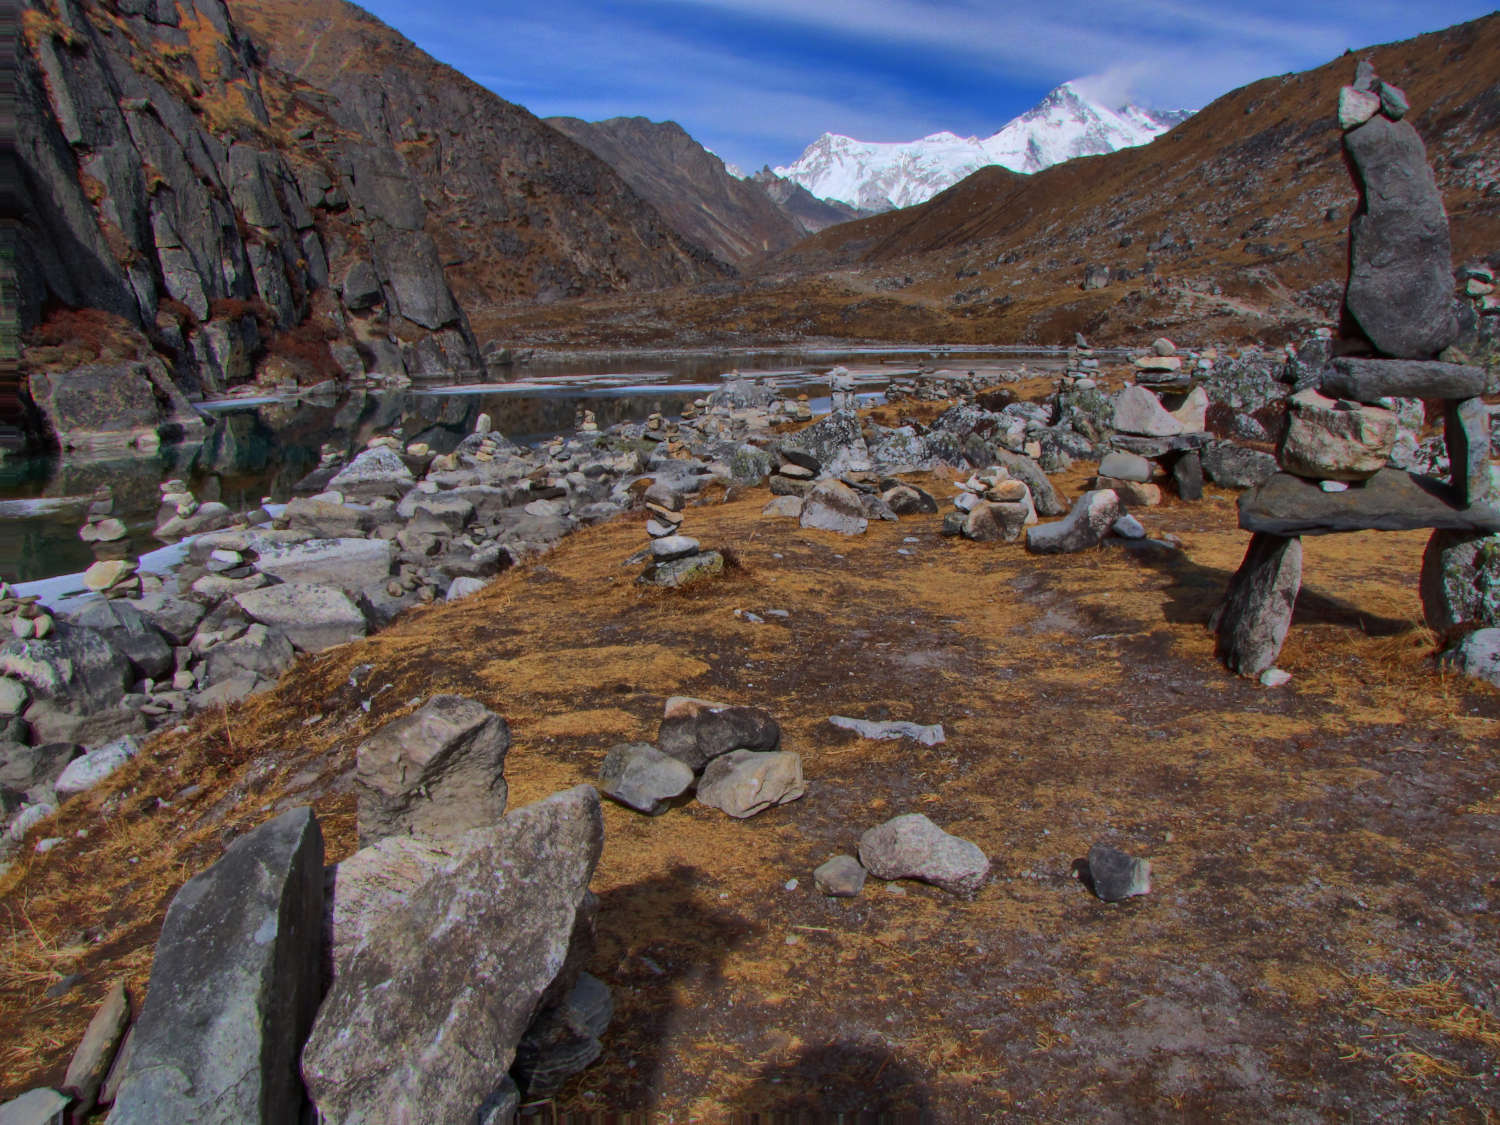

left=943, top=466, right=1036, bottom=543
left=0, top=584, right=55, bottom=640
left=78, top=488, right=127, bottom=545
left=1101, top=339, right=1211, bottom=502
left=1059, top=335, right=1101, bottom=390
left=1216, top=61, right=1500, bottom=679
left=153, top=479, right=233, bottom=542
left=637, top=482, right=724, bottom=587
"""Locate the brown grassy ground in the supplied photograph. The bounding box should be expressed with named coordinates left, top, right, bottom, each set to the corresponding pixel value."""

left=2, top=473, right=1499, bottom=1119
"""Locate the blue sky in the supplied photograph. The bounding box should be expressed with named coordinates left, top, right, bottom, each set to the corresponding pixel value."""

left=355, top=1, right=1495, bottom=171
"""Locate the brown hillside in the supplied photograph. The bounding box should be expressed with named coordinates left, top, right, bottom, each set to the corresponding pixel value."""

left=228, top=0, right=730, bottom=309
left=547, top=116, right=811, bottom=265
left=479, top=14, right=1500, bottom=349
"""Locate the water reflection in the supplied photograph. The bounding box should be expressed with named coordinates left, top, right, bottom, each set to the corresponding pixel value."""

left=0, top=347, right=1063, bottom=580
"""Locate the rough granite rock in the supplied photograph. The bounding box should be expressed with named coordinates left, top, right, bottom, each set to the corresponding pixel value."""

left=252, top=537, right=395, bottom=594
left=1440, top=628, right=1500, bottom=688
left=1172, top=451, right=1205, bottom=501
left=1343, top=114, right=1458, bottom=358
left=355, top=695, right=510, bottom=846
left=1278, top=390, right=1397, bottom=481
left=0, top=624, right=131, bottom=715
left=637, top=550, right=725, bottom=587
left=1025, top=490, right=1121, bottom=555
left=1213, top=532, right=1303, bottom=677
left=658, top=697, right=781, bottom=773
left=233, top=583, right=368, bottom=654
left=1086, top=844, right=1152, bottom=902
left=1113, top=385, right=1183, bottom=438
left=858, top=813, right=990, bottom=897
left=778, top=410, right=867, bottom=476
left=598, top=742, right=694, bottom=815
left=328, top=448, right=416, bottom=502
left=325, top=833, right=459, bottom=974
left=695, top=749, right=806, bottom=818
left=202, top=624, right=295, bottom=688
left=109, top=808, right=324, bottom=1125
left=1419, top=530, right=1500, bottom=636
left=301, top=787, right=604, bottom=1125
left=799, top=480, right=869, bottom=536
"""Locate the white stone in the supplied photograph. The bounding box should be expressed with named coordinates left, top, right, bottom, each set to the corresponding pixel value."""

left=55, top=736, right=142, bottom=797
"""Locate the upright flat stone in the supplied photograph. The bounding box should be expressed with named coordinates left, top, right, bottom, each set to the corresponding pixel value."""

left=1239, top=470, right=1500, bottom=536
left=1214, top=533, right=1303, bottom=677
left=110, top=808, right=325, bottom=1125
left=1445, top=397, right=1492, bottom=507
left=355, top=695, right=510, bottom=845
left=1343, top=115, right=1458, bottom=358
left=1113, top=385, right=1183, bottom=438
left=1322, top=358, right=1485, bottom=403
left=302, top=787, right=604, bottom=1125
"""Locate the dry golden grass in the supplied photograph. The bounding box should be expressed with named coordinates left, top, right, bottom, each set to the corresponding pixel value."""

left=2, top=475, right=1498, bottom=1116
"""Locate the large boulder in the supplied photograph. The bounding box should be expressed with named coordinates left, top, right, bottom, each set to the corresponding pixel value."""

left=109, top=808, right=325, bottom=1125
left=658, top=697, right=780, bottom=773
left=252, top=538, right=394, bottom=594
left=233, top=584, right=368, bottom=654
left=778, top=410, right=867, bottom=477
left=302, top=786, right=605, bottom=1124
left=355, top=695, right=510, bottom=846
left=1113, top=385, right=1183, bottom=438
left=201, top=625, right=295, bottom=688
left=26, top=362, right=163, bottom=451
left=858, top=813, right=990, bottom=897
left=328, top=448, right=415, bottom=502
left=799, top=480, right=868, bottom=536
left=1343, top=114, right=1458, bottom=359
left=1025, top=490, right=1121, bottom=555
left=0, top=623, right=131, bottom=715
left=59, top=600, right=173, bottom=681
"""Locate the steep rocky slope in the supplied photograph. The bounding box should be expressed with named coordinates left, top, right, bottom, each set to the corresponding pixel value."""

left=12, top=0, right=725, bottom=445
left=546, top=116, right=814, bottom=265
left=482, top=14, right=1500, bottom=350
left=229, top=0, right=727, bottom=308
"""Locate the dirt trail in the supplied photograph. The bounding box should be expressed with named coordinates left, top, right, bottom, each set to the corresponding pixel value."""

left=3, top=476, right=1498, bottom=1119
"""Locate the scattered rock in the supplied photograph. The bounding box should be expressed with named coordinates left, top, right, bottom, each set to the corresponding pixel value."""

left=799, top=480, right=868, bottom=536
left=1086, top=844, right=1152, bottom=902
left=54, top=736, right=141, bottom=798
left=1026, top=490, right=1121, bottom=555
left=696, top=749, right=806, bottom=818
left=234, top=583, right=368, bottom=654
left=813, top=855, right=867, bottom=898
left=1440, top=627, right=1500, bottom=688
left=598, top=742, right=694, bottom=815
left=828, top=715, right=945, bottom=746
left=858, top=814, right=989, bottom=897
left=659, top=697, right=780, bottom=773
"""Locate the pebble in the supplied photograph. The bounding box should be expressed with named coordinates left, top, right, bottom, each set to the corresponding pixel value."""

left=813, top=855, right=867, bottom=898
left=1259, top=668, right=1292, bottom=688
left=1319, top=480, right=1350, bottom=493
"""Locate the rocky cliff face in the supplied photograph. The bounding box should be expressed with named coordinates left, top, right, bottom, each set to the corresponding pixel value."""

left=12, top=0, right=725, bottom=446
left=546, top=116, right=843, bottom=265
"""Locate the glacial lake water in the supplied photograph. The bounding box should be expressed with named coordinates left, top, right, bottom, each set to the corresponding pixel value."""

left=0, top=346, right=1069, bottom=582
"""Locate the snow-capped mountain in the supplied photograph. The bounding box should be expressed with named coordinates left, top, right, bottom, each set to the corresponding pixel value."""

left=774, top=82, right=1190, bottom=212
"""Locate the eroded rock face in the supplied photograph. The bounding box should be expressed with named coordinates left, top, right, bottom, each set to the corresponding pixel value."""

left=1343, top=115, right=1458, bottom=358
left=110, top=807, right=325, bottom=1125
left=302, top=786, right=605, bottom=1125
left=355, top=695, right=510, bottom=846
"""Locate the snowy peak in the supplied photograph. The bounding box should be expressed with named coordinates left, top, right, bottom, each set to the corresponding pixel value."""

left=775, top=81, right=1189, bottom=212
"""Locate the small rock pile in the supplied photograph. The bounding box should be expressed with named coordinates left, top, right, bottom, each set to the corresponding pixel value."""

left=1100, top=337, right=1212, bottom=503
left=636, top=483, right=725, bottom=587
left=942, top=466, right=1036, bottom=542
left=77, top=488, right=126, bottom=544
left=599, top=697, right=804, bottom=820
left=1215, top=61, right=1500, bottom=682
left=0, top=582, right=54, bottom=641
left=152, top=478, right=235, bottom=542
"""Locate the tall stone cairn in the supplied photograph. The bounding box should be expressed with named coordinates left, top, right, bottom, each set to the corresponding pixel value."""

left=1216, top=60, right=1499, bottom=676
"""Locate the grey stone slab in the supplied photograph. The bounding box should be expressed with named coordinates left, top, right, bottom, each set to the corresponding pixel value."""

left=1322, top=358, right=1485, bottom=403
left=1239, top=470, right=1500, bottom=536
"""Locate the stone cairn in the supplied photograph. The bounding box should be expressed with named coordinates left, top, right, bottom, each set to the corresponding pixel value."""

left=1213, top=61, right=1499, bottom=680
left=637, top=481, right=724, bottom=587
left=1097, top=337, right=1212, bottom=505
left=0, top=582, right=54, bottom=640
left=77, top=487, right=126, bottom=545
